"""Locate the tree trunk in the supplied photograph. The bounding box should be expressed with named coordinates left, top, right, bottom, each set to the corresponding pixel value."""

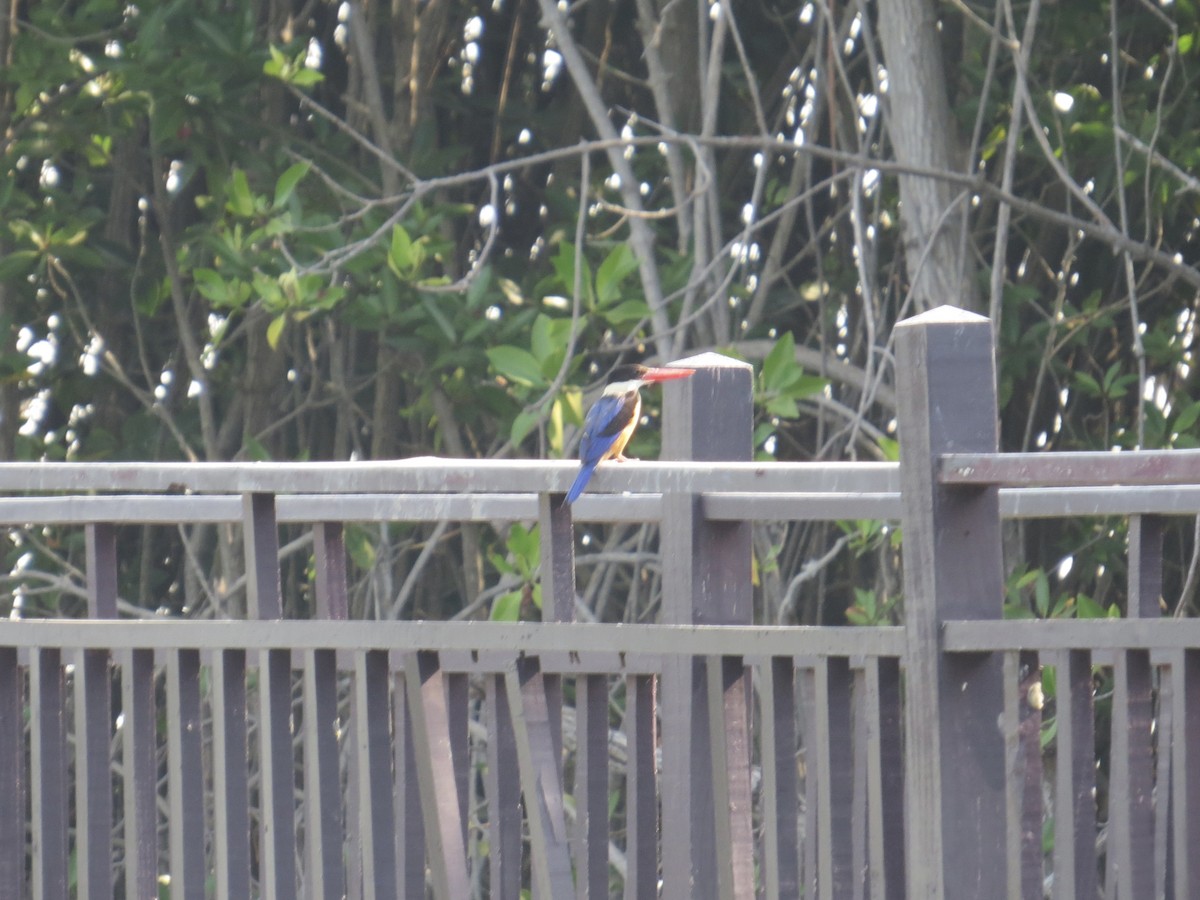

left=877, top=0, right=979, bottom=312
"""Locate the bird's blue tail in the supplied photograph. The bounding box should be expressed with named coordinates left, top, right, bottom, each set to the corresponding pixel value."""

left=565, top=461, right=597, bottom=504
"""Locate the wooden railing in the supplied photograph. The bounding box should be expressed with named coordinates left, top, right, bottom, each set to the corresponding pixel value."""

left=0, top=307, right=1198, bottom=898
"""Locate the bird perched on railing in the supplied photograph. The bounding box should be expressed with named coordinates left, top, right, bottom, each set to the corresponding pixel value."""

left=565, top=363, right=695, bottom=504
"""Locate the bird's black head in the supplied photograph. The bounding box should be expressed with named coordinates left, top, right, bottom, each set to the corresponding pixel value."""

left=606, top=364, right=648, bottom=385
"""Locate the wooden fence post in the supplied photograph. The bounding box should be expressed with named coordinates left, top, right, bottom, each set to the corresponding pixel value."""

left=895, top=306, right=1008, bottom=899
left=660, top=352, right=754, bottom=899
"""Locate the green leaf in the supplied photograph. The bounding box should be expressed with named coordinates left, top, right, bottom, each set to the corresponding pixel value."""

left=266, top=314, right=287, bottom=350
left=226, top=168, right=256, bottom=218
left=510, top=409, right=539, bottom=446
left=490, top=591, right=522, bottom=621
left=273, top=162, right=310, bottom=209
left=761, top=331, right=797, bottom=393
left=487, top=346, right=547, bottom=388
left=243, top=434, right=272, bottom=461
left=595, top=243, right=638, bottom=306
left=1175, top=400, right=1200, bottom=434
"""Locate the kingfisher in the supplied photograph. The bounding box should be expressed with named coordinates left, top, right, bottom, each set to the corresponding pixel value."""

left=565, top=363, right=695, bottom=504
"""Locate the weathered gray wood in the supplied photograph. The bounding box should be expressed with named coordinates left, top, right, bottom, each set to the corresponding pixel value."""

left=1001, top=652, right=1043, bottom=900
left=243, top=492, right=283, bottom=619
left=258, top=647, right=298, bottom=898
left=211, top=649, right=251, bottom=900
left=30, top=648, right=68, bottom=899
left=166, top=648, right=205, bottom=900
left=0, top=647, right=22, bottom=896
left=1129, top=515, right=1164, bottom=617
left=864, top=656, right=905, bottom=900
left=122, top=648, right=157, bottom=900
left=302, top=648, right=345, bottom=899
left=0, top=617, right=907, bottom=661
left=624, top=673, right=658, bottom=900
left=706, top=655, right=755, bottom=899
left=895, top=306, right=1008, bottom=900
left=0, top=457, right=900, bottom=495
left=943, top=618, right=1200, bottom=651
left=74, top=646, right=113, bottom=900
left=660, top=353, right=754, bottom=899
left=940, top=448, right=1200, bottom=487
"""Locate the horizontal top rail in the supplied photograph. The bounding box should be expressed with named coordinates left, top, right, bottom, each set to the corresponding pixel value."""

left=0, top=459, right=900, bottom=495
left=0, top=618, right=907, bottom=657
left=4, top=485, right=1200, bottom=526
left=940, top=449, right=1200, bottom=487
left=943, top=618, right=1200, bottom=652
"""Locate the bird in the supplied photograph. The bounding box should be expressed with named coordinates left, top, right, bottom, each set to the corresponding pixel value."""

left=565, top=363, right=695, bottom=504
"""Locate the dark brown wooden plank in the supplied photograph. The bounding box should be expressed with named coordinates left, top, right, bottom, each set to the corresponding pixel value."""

left=864, top=656, right=904, bottom=900
left=896, top=308, right=1008, bottom=899
left=0, top=647, right=23, bottom=896
left=1175, top=649, right=1200, bottom=898
left=31, top=647, right=68, bottom=898
left=211, top=648, right=251, bottom=899
left=302, top=648, right=345, bottom=899
left=243, top=491, right=283, bottom=619
left=574, top=673, right=610, bottom=898
left=258, top=647, right=298, bottom=897
left=354, top=649, right=398, bottom=897
left=1128, top=515, right=1164, bottom=618
left=706, top=655, right=756, bottom=899
left=814, top=656, right=854, bottom=900
left=660, top=355, right=754, bottom=899
left=74, top=647, right=113, bottom=900
left=1002, top=652, right=1044, bottom=900
left=166, top=648, right=205, bottom=899
left=404, top=651, right=471, bottom=898
left=122, top=648, right=158, bottom=900
left=1111, top=649, right=1155, bottom=899
left=313, top=521, right=349, bottom=620
left=623, top=674, right=657, bottom=900
left=760, top=657, right=800, bottom=900
left=485, top=673, right=522, bottom=899
left=85, top=521, right=118, bottom=618
left=504, top=658, right=575, bottom=898
left=392, top=670, right=426, bottom=897
left=1052, top=650, right=1096, bottom=900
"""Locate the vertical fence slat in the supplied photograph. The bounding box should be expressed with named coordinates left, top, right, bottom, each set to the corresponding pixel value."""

left=80, top=521, right=116, bottom=899
left=393, top=670, right=427, bottom=898
left=575, top=672, right=610, bottom=899
left=446, top=671, right=471, bottom=848
left=504, top=657, right=575, bottom=899
left=355, top=649, right=398, bottom=897
left=122, top=647, right=157, bottom=900
left=405, top=650, right=471, bottom=899
left=75, top=646, right=113, bottom=900
left=243, top=491, right=297, bottom=898
left=1052, top=649, right=1095, bottom=900
left=624, top=673, right=658, bottom=900
left=313, top=521, right=349, bottom=619
left=660, top=354, right=754, bottom=899
left=813, top=655, right=853, bottom=900
left=1111, top=648, right=1155, bottom=900
left=706, top=655, right=755, bottom=900
left=167, top=648, right=205, bottom=899
left=212, top=648, right=250, bottom=900
left=896, top=307, right=1008, bottom=900
left=0, top=647, right=22, bottom=896
left=801, top=666, right=818, bottom=898
left=852, top=666, right=868, bottom=900
left=864, top=656, right=904, bottom=900
left=485, top=673, right=522, bottom=899
left=303, top=648, right=345, bottom=900
left=1175, top=649, right=1200, bottom=898
left=31, top=647, right=67, bottom=899
left=259, top=647, right=298, bottom=899
left=1003, top=651, right=1044, bottom=900
left=1157, top=656, right=1174, bottom=900
left=761, top=657, right=800, bottom=900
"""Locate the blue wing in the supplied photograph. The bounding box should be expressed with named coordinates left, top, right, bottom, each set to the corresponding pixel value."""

left=566, top=394, right=632, bottom=503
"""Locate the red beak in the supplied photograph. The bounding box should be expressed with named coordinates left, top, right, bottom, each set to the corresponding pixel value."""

left=641, top=366, right=695, bottom=383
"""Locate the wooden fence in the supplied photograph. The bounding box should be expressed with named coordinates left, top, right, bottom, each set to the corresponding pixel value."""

left=0, top=305, right=1197, bottom=898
